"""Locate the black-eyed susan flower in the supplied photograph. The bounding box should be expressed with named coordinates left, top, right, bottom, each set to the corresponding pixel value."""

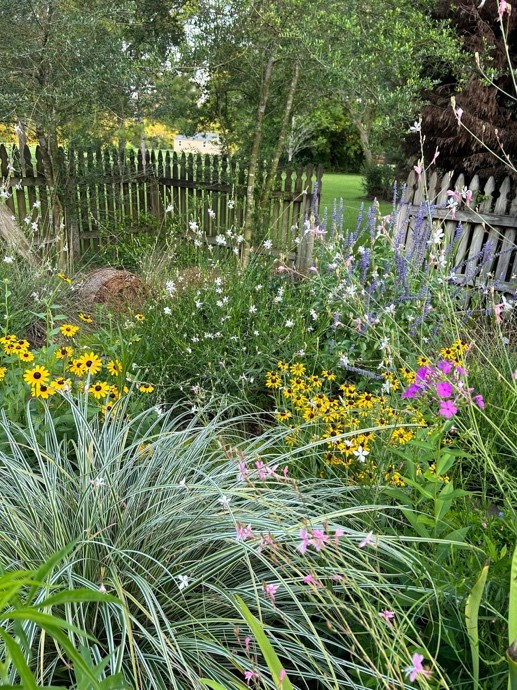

left=265, top=371, right=281, bottom=389
left=0, top=334, right=16, bottom=345
left=18, top=350, right=35, bottom=363
left=57, top=272, right=72, bottom=284
left=0, top=367, right=6, bottom=381
left=107, top=359, right=123, bottom=376
left=135, top=313, right=145, bottom=322
left=101, top=402, right=115, bottom=418
left=23, top=365, right=51, bottom=386
left=417, top=356, right=430, bottom=367
left=60, top=324, right=79, bottom=337
left=139, top=383, right=154, bottom=394
left=275, top=409, right=292, bottom=421
left=322, top=370, right=336, bottom=381
left=56, top=346, right=73, bottom=359
left=89, top=381, right=110, bottom=400
left=277, top=360, right=289, bottom=371
left=69, top=359, right=86, bottom=376
left=32, top=383, right=55, bottom=399
left=439, top=346, right=455, bottom=361
left=78, top=312, right=93, bottom=324
left=52, top=377, right=70, bottom=391
left=78, top=352, right=102, bottom=376
left=290, top=363, right=305, bottom=376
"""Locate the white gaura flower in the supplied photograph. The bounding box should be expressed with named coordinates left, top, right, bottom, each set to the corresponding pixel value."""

left=177, top=575, right=190, bottom=591
left=218, top=495, right=231, bottom=510
left=353, top=446, right=369, bottom=463
left=263, top=239, right=273, bottom=250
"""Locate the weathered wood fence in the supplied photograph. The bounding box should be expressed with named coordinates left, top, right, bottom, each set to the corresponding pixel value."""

left=397, top=169, right=517, bottom=292
left=0, top=144, right=322, bottom=264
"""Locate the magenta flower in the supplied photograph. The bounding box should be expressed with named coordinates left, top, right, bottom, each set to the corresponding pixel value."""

left=439, top=400, right=458, bottom=418
left=437, top=359, right=453, bottom=374
left=244, top=636, right=251, bottom=651
left=436, top=381, right=454, bottom=398
left=263, top=582, right=278, bottom=603
left=404, top=653, right=433, bottom=683
left=279, top=669, right=287, bottom=687
left=401, top=383, right=421, bottom=399
left=379, top=609, right=395, bottom=625
left=473, top=394, right=485, bottom=410
left=416, top=366, right=432, bottom=381
left=238, top=461, right=247, bottom=482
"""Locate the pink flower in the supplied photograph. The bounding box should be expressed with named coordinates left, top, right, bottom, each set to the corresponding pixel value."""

left=279, top=669, right=287, bottom=687
left=436, top=381, right=454, bottom=398
left=431, top=148, right=440, bottom=164
left=244, top=636, right=251, bottom=651
left=379, top=609, right=395, bottom=625
left=499, top=0, right=508, bottom=18
left=310, top=529, right=328, bottom=552
left=439, top=400, right=458, bottom=418
left=513, top=370, right=517, bottom=380
left=473, top=394, right=485, bottom=410
left=454, top=106, right=464, bottom=124
left=298, top=528, right=310, bottom=554
left=236, top=523, right=253, bottom=541
left=359, top=531, right=376, bottom=548
left=303, top=574, right=321, bottom=588
left=334, top=528, right=345, bottom=545
left=244, top=670, right=259, bottom=685
left=255, top=460, right=267, bottom=480
left=282, top=466, right=289, bottom=479
left=414, top=163, right=422, bottom=183
left=238, top=461, right=247, bottom=482
left=404, top=653, right=433, bottom=683
left=263, top=582, right=278, bottom=603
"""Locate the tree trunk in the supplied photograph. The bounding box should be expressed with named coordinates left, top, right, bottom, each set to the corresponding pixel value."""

left=241, top=50, right=276, bottom=267
left=260, top=61, right=300, bottom=215
left=354, top=119, right=373, bottom=167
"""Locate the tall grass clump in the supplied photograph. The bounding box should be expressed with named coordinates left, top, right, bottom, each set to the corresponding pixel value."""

left=0, top=392, right=474, bottom=689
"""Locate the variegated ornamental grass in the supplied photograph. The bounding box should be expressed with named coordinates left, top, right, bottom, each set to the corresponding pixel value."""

left=0, top=394, right=462, bottom=689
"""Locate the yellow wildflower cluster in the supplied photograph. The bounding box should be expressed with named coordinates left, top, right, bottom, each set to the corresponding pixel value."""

left=439, top=339, right=469, bottom=364
left=266, top=361, right=430, bottom=487
left=0, top=321, right=155, bottom=415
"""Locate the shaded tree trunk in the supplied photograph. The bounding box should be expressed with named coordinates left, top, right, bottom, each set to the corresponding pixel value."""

left=241, top=50, right=276, bottom=267
left=260, top=61, right=300, bottom=215
left=354, top=119, right=373, bottom=167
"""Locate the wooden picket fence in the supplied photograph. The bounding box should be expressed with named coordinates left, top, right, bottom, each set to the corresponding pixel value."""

left=0, top=144, right=323, bottom=265
left=396, top=168, right=517, bottom=292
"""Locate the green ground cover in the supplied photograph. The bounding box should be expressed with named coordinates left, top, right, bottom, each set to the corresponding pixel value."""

left=320, top=172, right=392, bottom=221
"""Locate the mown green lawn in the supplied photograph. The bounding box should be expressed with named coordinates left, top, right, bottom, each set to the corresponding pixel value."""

left=319, top=173, right=392, bottom=224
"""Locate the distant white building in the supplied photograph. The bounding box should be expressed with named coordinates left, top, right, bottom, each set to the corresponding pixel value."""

left=174, top=133, right=221, bottom=155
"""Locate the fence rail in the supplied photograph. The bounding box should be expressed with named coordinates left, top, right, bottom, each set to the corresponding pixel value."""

left=0, top=144, right=323, bottom=263
left=397, top=169, right=517, bottom=292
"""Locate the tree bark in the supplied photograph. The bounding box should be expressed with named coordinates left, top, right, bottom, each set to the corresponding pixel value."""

left=260, top=61, right=300, bottom=215
left=241, top=50, right=276, bottom=267
left=354, top=119, right=373, bottom=167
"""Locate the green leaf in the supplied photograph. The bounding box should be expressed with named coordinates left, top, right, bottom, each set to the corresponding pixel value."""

left=0, top=629, right=37, bottom=690
left=465, top=563, right=489, bottom=690
left=200, top=680, right=237, bottom=690
left=235, top=596, right=293, bottom=690
left=27, top=541, right=78, bottom=603
left=40, top=589, right=120, bottom=608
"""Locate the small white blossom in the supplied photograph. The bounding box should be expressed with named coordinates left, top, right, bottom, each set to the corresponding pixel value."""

left=263, top=239, right=273, bottom=250
left=218, top=495, right=231, bottom=510
left=353, top=446, right=369, bottom=463
left=165, top=203, right=173, bottom=213
left=249, top=304, right=257, bottom=314
left=3, top=256, right=13, bottom=264
left=227, top=199, right=235, bottom=209
left=285, top=319, right=294, bottom=328
left=215, top=234, right=226, bottom=245
left=163, top=307, right=172, bottom=315
left=409, top=120, right=421, bottom=133
left=177, top=575, right=190, bottom=591
left=189, top=220, right=199, bottom=232
left=90, top=477, right=106, bottom=489
left=208, top=208, right=216, bottom=218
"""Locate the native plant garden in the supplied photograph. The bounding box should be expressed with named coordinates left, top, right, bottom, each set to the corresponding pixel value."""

left=0, top=1, right=516, bottom=689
